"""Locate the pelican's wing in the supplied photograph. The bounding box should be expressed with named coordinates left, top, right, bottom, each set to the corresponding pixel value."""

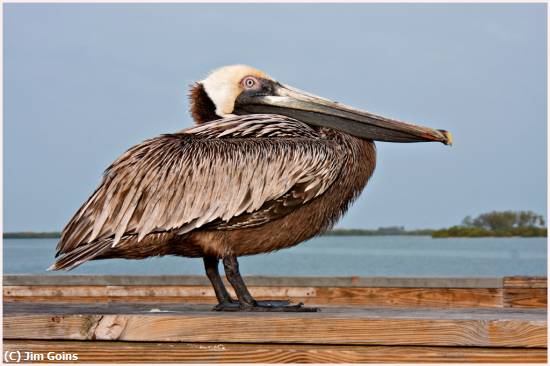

left=56, top=115, right=344, bottom=255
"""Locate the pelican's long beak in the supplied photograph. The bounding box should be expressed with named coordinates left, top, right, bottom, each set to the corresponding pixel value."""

left=235, top=84, right=452, bottom=145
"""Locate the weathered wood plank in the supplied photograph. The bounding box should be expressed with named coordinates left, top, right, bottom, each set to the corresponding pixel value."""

left=3, top=275, right=504, bottom=288
left=2, top=285, right=313, bottom=299
left=312, top=287, right=503, bottom=308
left=4, top=276, right=546, bottom=309
left=3, top=340, right=547, bottom=363
left=7, top=302, right=545, bottom=318
left=504, top=276, right=548, bottom=289
left=504, top=288, right=548, bottom=308
left=3, top=285, right=504, bottom=308
left=4, top=303, right=546, bottom=347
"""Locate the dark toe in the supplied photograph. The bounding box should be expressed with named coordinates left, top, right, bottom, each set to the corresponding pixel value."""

left=241, top=302, right=320, bottom=312
left=212, top=301, right=241, bottom=311
left=255, top=300, right=291, bottom=307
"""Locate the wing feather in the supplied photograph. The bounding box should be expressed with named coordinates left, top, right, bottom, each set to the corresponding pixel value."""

left=56, top=115, right=344, bottom=255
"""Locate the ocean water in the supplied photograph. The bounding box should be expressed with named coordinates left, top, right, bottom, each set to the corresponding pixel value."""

left=3, top=236, right=547, bottom=277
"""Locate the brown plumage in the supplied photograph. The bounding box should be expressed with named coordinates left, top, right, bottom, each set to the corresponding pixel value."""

left=50, top=65, right=450, bottom=311
left=52, top=114, right=374, bottom=270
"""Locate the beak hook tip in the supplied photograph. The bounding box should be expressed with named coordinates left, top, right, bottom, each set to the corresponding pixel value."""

left=439, top=130, right=453, bottom=146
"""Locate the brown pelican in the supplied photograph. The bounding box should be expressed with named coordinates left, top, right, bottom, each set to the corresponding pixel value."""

left=50, top=65, right=452, bottom=311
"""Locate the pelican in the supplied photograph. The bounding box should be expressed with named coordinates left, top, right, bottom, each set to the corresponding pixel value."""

left=50, top=65, right=452, bottom=311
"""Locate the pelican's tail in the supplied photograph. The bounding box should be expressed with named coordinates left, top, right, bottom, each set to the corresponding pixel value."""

left=48, top=238, right=112, bottom=271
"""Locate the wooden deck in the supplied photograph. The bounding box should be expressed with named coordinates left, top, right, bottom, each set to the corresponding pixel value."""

left=3, top=275, right=547, bottom=363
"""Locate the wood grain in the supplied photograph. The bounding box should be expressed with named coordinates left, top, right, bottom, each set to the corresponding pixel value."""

left=3, top=275, right=504, bottom=288
left=504, top=277, right=547, bottom=289
left=3, top=285, right=505, bottom=308
left=3, top=285, right=314, bottom=300
left=5, top=276, right=546, bottom=309
left=4, top=303, right=546, bottom=347
left=312, top=287, right=503, bottom=308
left=3, top=276, right=546, bottom=363
left=504, top=288, right=547, bottom=308
left=3, top=340, right=547, bottom=363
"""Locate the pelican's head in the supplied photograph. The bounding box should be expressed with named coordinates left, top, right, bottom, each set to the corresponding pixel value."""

left=190, top=65, right=452, bottom=145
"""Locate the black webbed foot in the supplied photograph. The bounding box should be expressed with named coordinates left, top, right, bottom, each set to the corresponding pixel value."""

left=255, top=299, right=291, bottom=307
left=212, top=300, right=241, bottom=311
left=243, top=302, right=320, bottom=312
left=213, top=300, right=320, bottom=312
left=209, top=256, right=320, bottom=312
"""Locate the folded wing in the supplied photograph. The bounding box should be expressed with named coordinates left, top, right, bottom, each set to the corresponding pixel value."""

left=56, top=115, right=344, bottom=256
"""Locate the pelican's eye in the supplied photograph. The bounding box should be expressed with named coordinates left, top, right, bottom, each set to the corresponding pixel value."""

left=241, top=76, right=258, bottom=89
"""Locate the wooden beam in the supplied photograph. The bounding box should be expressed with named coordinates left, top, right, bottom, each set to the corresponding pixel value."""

left=5, top=276, right=546, bottom=308
left=3, top=275, right=504, bottom=288
left=311, top=287, right=503, bottom=308
left=504, top=288, right=547, bottom=308
left=4, top=302, right=546, bottom=348
left=3, top=340, right=547, bottom=363
left=504, top=276, right=548, bottom=289
left=4, top=285, right=504, bottom=308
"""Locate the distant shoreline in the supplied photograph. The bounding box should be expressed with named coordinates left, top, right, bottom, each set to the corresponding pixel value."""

left=322, top=228, right=433, bottom=236
left=3, top=227, right=547, bottom=239
left=3, top=230, right=431, bottom=239
left=4, top=232, right=62, bottom=239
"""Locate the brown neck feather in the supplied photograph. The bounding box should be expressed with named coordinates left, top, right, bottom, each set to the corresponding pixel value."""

left=189, top=83, right=220, bottom=124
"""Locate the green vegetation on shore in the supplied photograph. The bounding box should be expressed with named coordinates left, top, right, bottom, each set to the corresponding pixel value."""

left=432, top=211, right=547, bottom=238
left=431, top=226, right=546, bottom=238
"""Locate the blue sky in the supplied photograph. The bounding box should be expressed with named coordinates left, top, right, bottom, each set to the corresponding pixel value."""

left=4, top=3, right=547, bottom=231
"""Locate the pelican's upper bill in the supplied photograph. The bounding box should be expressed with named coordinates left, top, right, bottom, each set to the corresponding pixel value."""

left=197, top=64, right=452, bottom=145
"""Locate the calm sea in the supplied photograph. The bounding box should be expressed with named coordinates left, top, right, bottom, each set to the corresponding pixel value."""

left=3, top=236, right=547, bottom=277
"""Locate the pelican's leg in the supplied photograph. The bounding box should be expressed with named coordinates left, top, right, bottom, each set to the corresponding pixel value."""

left=203, top=256, right=239, bottom=310
left=219, top=255, right=319, bottom=312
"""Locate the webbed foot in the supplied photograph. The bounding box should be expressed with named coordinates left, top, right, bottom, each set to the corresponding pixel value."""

left=213, top=300, right=241, bottom=311
left=255, top=299, right=291, bottom=307
left=213, top=300, right=319, bottom=312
